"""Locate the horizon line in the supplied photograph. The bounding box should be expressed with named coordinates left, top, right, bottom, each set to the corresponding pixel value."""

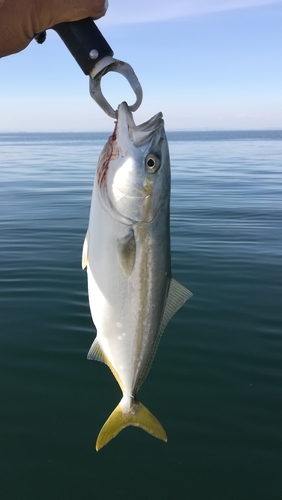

left=1, top=128, right=282, bottom=134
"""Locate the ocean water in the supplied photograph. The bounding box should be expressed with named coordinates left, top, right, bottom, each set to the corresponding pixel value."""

left=0, top=131, right=281, bottom=500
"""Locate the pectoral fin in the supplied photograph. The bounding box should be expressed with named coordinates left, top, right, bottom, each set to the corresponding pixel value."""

left=82, top=229, right=89, bottom=269
left=160, top=278, right=193, bottom=334
left=117, top=229, right=136, bottom=277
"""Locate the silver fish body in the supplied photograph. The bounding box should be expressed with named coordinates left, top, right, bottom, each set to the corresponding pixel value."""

left=82, top=102, right=192, bottom=450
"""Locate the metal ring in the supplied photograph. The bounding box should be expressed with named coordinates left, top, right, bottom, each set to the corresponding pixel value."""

left=89, top=57, right=143, bottom=118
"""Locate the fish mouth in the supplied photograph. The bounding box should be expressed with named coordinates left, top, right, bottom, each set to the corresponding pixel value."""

left=117, top=102, right=163, bottom=146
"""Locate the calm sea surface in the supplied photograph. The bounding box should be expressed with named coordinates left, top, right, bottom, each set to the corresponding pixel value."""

left=0, top=131, right=282, bottom=500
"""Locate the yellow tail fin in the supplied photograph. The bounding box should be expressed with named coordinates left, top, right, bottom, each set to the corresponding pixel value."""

left=96, top=397, right=167, bottom=451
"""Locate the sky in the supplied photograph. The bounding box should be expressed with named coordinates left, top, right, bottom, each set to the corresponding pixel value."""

left=1, top=0, right=282, bottom=131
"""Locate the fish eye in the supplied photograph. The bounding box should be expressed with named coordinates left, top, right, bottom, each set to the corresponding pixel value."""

left=145, top=154, right=160, bottom=173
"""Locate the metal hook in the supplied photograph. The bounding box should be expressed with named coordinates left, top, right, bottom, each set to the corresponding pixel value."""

left=89, top=56, right=143, bottom=119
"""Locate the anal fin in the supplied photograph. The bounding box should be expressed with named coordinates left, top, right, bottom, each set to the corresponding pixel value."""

left=87, top=338, right=106, bottom=363
left=82, top=229, right=89, bottom=270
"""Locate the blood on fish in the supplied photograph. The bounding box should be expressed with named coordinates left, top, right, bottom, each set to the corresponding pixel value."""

left=97, top=125, right=118, bottom=188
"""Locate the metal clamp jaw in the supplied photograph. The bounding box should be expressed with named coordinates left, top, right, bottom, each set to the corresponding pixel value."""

left=89, top=56, right=143, bottom=118
left=36, top=18, right=143, bottom=118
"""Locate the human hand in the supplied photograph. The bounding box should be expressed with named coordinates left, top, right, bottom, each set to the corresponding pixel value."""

left=0, top=0, right=108, bottom=57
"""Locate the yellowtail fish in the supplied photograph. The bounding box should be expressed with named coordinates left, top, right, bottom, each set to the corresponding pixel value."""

left=82, top=102, right=192, bottom=450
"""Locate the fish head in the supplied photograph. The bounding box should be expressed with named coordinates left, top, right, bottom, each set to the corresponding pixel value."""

left=97, top=101, right=170, bottom=223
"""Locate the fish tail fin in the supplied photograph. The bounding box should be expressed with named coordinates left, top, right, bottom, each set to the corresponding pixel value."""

left=96, top=397, right=167, bottom=451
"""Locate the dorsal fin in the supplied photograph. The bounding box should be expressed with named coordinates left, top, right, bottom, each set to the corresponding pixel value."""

left=137, top=278, right=193, bottom=392
left=160, top=278, right=193, bottom=335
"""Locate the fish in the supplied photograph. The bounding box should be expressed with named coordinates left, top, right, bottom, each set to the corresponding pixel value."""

left=82, top=101, right=192, bottom=450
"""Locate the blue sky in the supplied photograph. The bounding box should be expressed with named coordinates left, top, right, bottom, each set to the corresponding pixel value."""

left=1, top=0, right=282, bottom=131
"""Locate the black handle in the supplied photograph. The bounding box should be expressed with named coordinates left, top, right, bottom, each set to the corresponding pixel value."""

left=52, top=18, right=114, bottom=75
